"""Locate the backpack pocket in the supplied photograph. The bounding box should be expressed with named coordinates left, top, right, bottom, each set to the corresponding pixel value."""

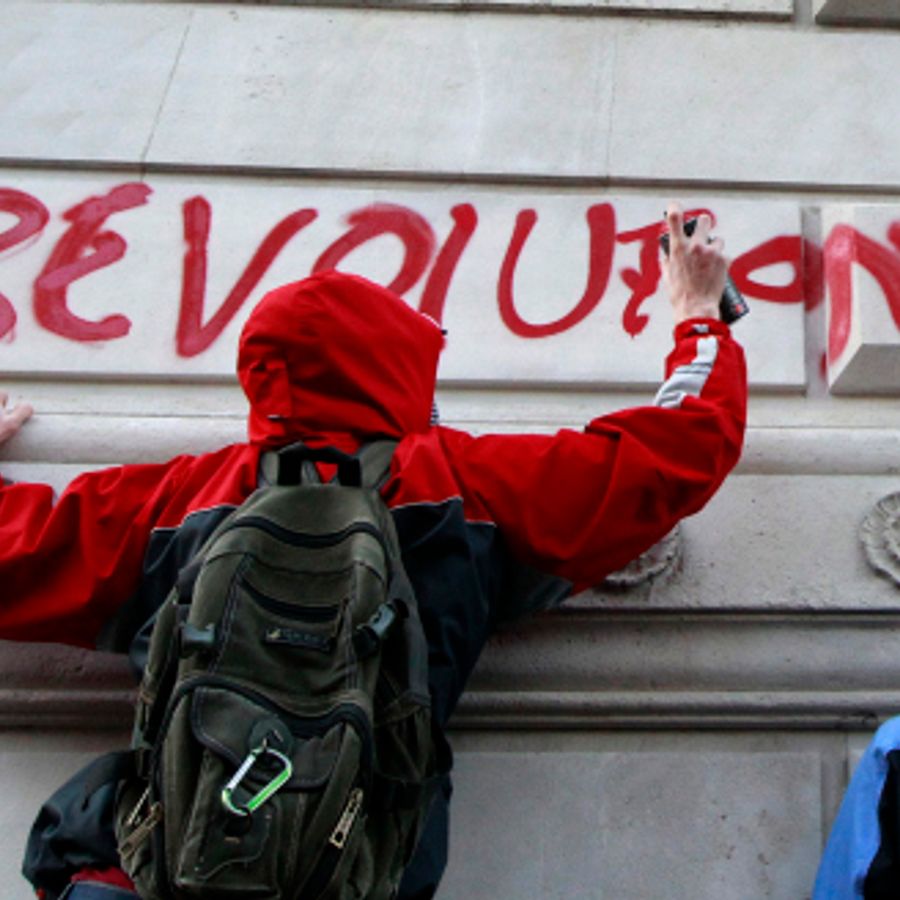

left=202, top=558, right=374, bottom=711
left=170, top=685, right=373, bottom=899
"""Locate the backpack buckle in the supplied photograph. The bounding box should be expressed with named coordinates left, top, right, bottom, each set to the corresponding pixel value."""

left=221, top=739, right=293, bottom=817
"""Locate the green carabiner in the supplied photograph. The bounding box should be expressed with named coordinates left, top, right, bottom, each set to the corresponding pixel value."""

left=221, top=740, right=293, bottom=817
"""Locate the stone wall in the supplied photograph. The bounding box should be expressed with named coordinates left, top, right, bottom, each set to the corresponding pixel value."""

left=2, top=2, right=900, bottom=897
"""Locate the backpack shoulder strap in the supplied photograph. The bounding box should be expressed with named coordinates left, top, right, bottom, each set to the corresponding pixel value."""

left=357, top=440, right=398, bottom=491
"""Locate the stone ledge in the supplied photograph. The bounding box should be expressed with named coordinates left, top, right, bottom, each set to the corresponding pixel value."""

left=815, top=0, right=900, bottom=26
left=3, top=611, right=899, bottom=731
left=454, top=690, right=887, bottom=730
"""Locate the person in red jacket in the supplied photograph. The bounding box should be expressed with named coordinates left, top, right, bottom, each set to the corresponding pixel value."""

left=3, top=203, right=746, bottom=900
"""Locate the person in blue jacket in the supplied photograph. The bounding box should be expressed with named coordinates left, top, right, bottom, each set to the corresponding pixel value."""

left=814, top=716, right=900, bottom=899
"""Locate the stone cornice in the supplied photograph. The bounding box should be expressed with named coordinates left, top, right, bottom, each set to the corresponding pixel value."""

left=3, top=610, right=899, bottom=732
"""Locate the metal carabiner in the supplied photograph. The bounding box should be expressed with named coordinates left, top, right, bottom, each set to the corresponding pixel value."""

left=221, top=739, right=293, bottom=817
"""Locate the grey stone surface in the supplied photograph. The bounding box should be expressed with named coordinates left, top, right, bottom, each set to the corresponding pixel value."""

left=0, top=734, right=831, bottom=900
left=551, top=0, right=792, bottom=10
left=609, top=24, right=900, bottom=188
left=35, top=0, right=793, bottom=11
left=148, top=8, right=615, bottom=176
left=657, top=474, right=900, bottom=611
left=0, top=4, right=190, bottom=162
left=815, top=0, right=900, bottom=25
left=1, top=5, right=899, bottom=191
left=441, top=750, right=821, bottom=900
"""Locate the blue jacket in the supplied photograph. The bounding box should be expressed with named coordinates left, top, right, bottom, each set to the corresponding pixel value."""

left=815, top=717, right=900, bottom=899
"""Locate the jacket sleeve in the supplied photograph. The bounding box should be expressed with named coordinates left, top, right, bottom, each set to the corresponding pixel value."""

left=440, top=318, right=747, bottom=592
left=0, top=456, right=195, bottom=647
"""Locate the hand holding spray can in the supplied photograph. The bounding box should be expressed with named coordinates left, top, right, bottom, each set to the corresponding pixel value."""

left=659, top=216, right=749, bottom=325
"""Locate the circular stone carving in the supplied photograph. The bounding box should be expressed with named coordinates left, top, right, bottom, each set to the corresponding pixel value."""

left=601, top=525, right=683, bottom=589
left=860, top=493, right=900, bottom=586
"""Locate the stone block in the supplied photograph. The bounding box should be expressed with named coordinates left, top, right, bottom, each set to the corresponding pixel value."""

left=441, top=750, right=821, bottom=900
left=387, top=0, right=792, bottom=11
left=0, top=171, right=805, bottom=390
left=556, top=0, right=791, bottom=10
left=658, top=473, right=900, bottom=612
left=147, top=8, right=615, bottom=177
left=0, top=4, right=190, bottom=163
left=820, top=205, right=900, bottom=394
left=609, top=24, right=900, bottom=188
left=815, top=0, right=900, bottom=26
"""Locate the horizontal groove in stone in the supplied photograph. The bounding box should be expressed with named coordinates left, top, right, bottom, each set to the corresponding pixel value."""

left=4, top=421, right=900, bottom=476
left=5, top=156, right=900, bottom=200
left=126, top=0, right=794, bottom=18
left=0, top=686, right=891, bottom=733
left=452, top=689, right=891, bottom=731
left=2, top=612, right=900, bottom=730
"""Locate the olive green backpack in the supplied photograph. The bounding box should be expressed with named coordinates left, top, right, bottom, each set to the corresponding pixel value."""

left=115, top=442, right=436, bottom=899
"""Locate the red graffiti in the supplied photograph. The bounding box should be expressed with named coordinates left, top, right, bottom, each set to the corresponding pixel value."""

left=0, top=189, right=49, bottom=339
left=824, top=224, right=900, bottom=363
left=7, top=182, right=900, bottom=370
left=418, top=204, right=477, bottom=325
left=177, top=197, right=317, bottom=357
left=312, top=204, right=435, bottom=297
left=33, top=183, right=151, bottom=341
left=730, top=236, right=802, bottom=305
left=498, top=204, right=616, bottom=339
left=889, top=221, right=900, bottom=254
left=616, top=220, right=666, bottom=338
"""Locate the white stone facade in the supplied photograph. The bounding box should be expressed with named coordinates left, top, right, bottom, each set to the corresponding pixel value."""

left=2, top=2, right=900, bottom=898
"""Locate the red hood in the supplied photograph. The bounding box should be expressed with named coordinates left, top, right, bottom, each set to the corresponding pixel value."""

left=238, top=271, right=445, bottom=448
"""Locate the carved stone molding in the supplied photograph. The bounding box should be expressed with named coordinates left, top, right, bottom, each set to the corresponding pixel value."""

left=861, top=493, right=900, bottom=586
left=7, top=611, right=900, bottom=732
left=600, top=526, right=682, bottom=590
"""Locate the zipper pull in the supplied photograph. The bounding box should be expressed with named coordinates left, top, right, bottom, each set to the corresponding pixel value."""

left=124, top=785, right=151, bottom=829
left=329, top=788, right=364, bottom=849
left=119, top=802, right=163, bottom=861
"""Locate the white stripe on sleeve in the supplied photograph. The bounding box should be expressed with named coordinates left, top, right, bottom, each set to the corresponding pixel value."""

left=653, top=336, right=719, bottom=409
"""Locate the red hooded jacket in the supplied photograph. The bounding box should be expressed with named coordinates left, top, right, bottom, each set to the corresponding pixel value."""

left=8, top=271, right=745, bottom=897
left=0, top=271, right=745, bottom=669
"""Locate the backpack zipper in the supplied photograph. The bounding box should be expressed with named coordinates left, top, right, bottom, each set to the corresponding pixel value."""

left=298, top=786, right=366, bottom=900
left=242, top=578, right=339, bottom=623
left=227, top=517, right=393, bottom=580
left=232, top=517, right=388, bottom=554
left=155, top=674, right=375, bottom=780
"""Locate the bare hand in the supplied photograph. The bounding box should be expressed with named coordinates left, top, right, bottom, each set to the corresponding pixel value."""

left=0, top=392, right=32, bottom=446
left=662, top=202, right=728, bottom=325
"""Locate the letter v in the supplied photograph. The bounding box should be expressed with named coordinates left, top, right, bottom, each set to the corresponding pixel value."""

left=176, top=196, right=317, bottom=357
